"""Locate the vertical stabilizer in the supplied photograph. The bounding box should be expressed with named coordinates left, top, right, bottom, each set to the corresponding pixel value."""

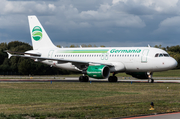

left=28, top=16, right=57, bottom=50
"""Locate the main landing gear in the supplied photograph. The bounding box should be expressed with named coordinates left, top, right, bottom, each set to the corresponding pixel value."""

left=79, top=76, right=89, bottom=82
left=147, top=72, right=154, bottom=83
left=108, top=73, right=118, bottom=82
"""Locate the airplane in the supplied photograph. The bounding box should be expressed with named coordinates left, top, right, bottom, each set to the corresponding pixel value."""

left=6, top=15, right=178, bottom=83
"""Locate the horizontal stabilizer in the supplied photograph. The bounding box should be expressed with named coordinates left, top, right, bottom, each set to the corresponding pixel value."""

left=6, top=50, right=41, bottom=57
left=6, top=52, right=12, bottom=59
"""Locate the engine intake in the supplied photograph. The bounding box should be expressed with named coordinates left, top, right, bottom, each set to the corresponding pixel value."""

left=87, top=65, right=110, bottom=79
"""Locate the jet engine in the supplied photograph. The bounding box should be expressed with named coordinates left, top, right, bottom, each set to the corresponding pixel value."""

left=87, top=65, right=110, bottom=79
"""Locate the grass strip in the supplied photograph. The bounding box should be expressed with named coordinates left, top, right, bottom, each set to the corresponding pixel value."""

left=0, top=82, right=179, bottom=118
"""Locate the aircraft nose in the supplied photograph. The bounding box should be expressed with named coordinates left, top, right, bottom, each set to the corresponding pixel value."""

left=169, top=58, right=178, bottom=69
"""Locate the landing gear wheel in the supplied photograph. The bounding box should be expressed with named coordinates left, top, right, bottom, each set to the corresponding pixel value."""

left=79, top=76, right=89, bottom=82
left=108, top=76, right=113, bottom=82
left=148, top=79, right=154, bottom=83
left=79, top=76, right=84, bottom=82
left=84, top=76, right=89, bottom=82
left=108, top=76, right=118, bottom=82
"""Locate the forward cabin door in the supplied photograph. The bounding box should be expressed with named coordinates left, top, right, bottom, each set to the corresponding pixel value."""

left=141, top=49, right=149, bottom=63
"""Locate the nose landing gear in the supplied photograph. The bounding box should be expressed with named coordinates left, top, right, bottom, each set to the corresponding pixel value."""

left=147, top=72, right=154, bottom=83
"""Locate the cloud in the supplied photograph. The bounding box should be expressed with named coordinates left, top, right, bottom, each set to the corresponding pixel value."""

left=112, top=0, right=180, bottom=15
left=0, top=0, right=180, bottom=47
left=159, top=16, right=180, bottom=27
left=154, top=16, right=180, bottom=34
left=0, top=0, right=56, bottom=15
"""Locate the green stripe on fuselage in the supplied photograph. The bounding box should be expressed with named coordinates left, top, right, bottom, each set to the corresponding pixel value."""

left=57, top=49, right=109, bottom=53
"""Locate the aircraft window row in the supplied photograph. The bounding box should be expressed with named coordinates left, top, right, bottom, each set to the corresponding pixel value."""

left=155, top=53, right=170, bottom=57
left=55, top=54, right=140, bottom=57
left=109, top=54, right=139, bottom=57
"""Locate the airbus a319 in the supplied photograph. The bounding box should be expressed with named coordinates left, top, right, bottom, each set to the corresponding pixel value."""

left=7, top=16, right=178, bottom=83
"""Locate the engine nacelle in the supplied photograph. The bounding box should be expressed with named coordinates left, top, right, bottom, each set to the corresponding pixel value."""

left=126, top=72, right=148, bottom=79
left=87, top=65, right=110, bottom=79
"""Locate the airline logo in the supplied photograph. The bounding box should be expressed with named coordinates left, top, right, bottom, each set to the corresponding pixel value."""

left=32, top=26, right=42, bottom=41
left=110, top=49, right=141, bottom=53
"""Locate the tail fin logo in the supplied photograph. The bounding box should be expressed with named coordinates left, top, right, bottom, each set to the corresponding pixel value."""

left=32, top=26, right=42, bottom=41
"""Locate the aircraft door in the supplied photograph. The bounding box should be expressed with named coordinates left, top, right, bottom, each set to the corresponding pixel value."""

left=48, top=50, right=54, bottom=63
left=101, top=53, right=109, bottom=60
left=141, top=49, right=149, bottom=63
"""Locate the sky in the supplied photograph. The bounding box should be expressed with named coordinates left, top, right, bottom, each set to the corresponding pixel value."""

left=1, top=0, right=180, bottom=47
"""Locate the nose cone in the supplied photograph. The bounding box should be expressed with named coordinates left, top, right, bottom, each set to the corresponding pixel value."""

left=168, top=58, right=178, bottom=69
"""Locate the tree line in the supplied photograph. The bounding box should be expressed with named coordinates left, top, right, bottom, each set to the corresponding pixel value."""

left=0, top=41, right=179, bottom=75
left=0, top=41, right=70, bottom=75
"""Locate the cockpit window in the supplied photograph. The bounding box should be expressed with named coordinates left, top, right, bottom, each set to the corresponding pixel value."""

left=163, top=54, right=170, bottom=57
left=159, top=54, right=163, bottom=57
left=155, top=53, right=159, bottom=57
left=155, top=53, right=170, bottom=57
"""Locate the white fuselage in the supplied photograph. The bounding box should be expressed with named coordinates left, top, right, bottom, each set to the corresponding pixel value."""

left=29, top=47, right=177, bottom=73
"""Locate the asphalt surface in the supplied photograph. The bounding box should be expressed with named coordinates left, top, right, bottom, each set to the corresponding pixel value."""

left=0, top=76, right=180, bottom=83
left=0, top=77, right=180, bottom=83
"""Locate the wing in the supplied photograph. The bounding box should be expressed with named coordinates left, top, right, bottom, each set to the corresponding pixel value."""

left=6, top=51, right=114, bottom=67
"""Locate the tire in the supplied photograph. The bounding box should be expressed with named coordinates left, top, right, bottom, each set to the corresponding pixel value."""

left=85, top=76, right=89, bottom=82
left=108, top=76, right=113, bottom=82
left=108, top=76, right=118, bottom=82
left=79, top=76, right=89, bottom=82
left=79, top=76, right=84, bottom=82
left=113, top=76, right=118, bottom=82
